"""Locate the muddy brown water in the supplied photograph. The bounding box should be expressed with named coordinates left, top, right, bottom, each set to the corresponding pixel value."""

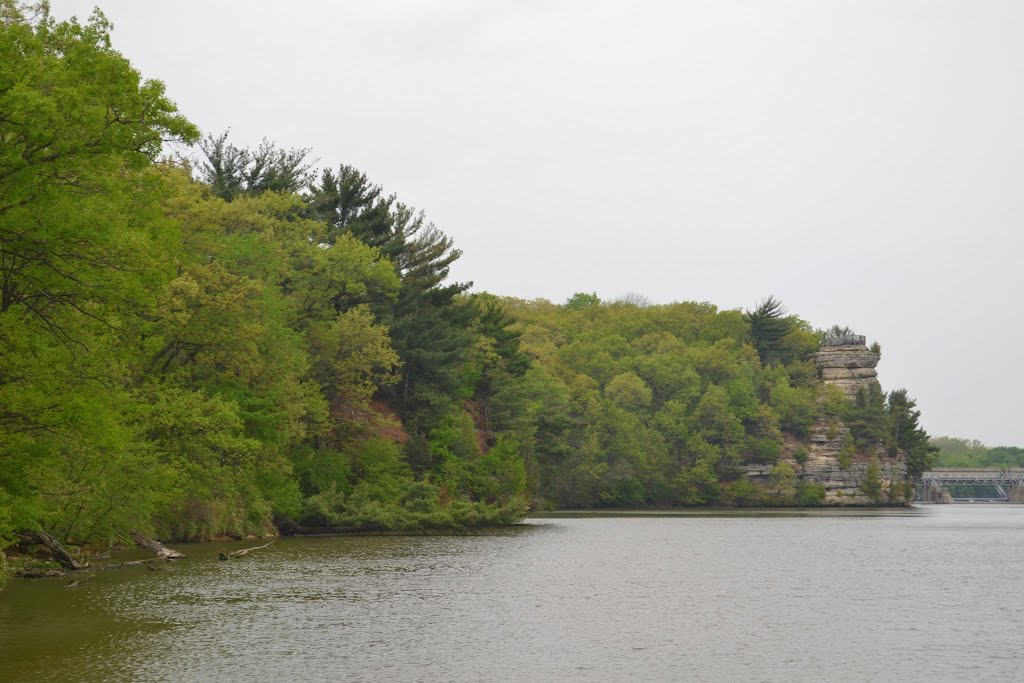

left=2, top=506, right=1023, bottom=681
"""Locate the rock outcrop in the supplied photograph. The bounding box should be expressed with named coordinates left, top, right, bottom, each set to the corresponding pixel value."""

left=810, top=343, right=879, bottom=399
left=801, top=419, right=906, bottom=504
left=744, top=335, right=910, bottom=505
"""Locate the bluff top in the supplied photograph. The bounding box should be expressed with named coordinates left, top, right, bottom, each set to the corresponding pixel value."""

left=811, top=339, right=880, bottom=399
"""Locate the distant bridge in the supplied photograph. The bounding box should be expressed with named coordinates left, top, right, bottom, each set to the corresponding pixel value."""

left=916, top=468, right=1024, bottom=503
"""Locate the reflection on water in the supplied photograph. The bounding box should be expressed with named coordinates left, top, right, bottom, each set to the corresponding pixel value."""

left=3, top=506, right=1024, bottom=681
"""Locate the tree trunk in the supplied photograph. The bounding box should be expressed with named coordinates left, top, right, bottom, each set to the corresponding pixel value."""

left=34, top=530, right=88, bottom=570
left=130, top=530, right=186, bottom=559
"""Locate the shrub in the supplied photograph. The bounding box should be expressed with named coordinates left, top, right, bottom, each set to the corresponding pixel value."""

left=797, top=482, right=826, bottom=506
left=767, top=462, right=798, bottom=505
left=749, top=438, right=782, bottom=464
left=838, top=433, right=855, bottom=471
left=861, top=458, right=883, bottom=501
left=727, top=479, right=761, bottom=506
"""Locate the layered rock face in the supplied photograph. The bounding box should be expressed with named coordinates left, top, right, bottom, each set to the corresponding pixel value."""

left=746, top=426, right=907, bottom=504
left=810, top=343, right=879, bottom=399
left=801, top=419, right=906, bottom=504
left=744, top=337, right=910, bottom=505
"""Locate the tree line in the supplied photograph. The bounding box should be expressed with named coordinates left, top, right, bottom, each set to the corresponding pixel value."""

left=493, top=295, right=934, bottom=507
left=931, top=437, right=1024, bottom=468
left=0, top=6, right=936, bottom=568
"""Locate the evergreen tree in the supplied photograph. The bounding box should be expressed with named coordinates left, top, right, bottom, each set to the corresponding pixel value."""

left=307, top=165, right=398, bottom=258
left=743, top=296, right=794, bottom=364
left=845, top=384, right=887, bottom=451
left=307, top=165, right=474, bottom=430
left=198, top=132, right=315, bottom=201
left=887, top=389, right=938, bottom=478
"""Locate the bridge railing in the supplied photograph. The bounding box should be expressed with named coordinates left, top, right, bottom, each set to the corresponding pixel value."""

left=821, top=335, right=866, bottom=347
left=919, top=469, right=1024, bottom=485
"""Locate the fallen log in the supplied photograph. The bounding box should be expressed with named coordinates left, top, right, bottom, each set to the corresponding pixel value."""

left=130, top=530, right=186, bottom=559
left=105, top=557, right=170, bottom=570
left=227, top=539, right=276, bottom=559
left=34, top=530, right=88, bottom=570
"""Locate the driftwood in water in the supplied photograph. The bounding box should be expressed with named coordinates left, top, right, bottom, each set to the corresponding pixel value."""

left=34, top=530, right=88, bottom=570
left=105, top=557, right=170, bottom=570
left=227, top=539, right=276, bottom=559
left=130, top=530, right=185, bottom=559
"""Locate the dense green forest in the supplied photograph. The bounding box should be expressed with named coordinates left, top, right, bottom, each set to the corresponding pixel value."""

left=931, top=437, right=1024, bottom=468
left=0, top=6, right=937, bottom=572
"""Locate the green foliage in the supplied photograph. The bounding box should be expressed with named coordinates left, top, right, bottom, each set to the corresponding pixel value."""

left=306, top=305, right=401, bottom=409
left=769, top=378, right=818, bottom=438
left=466, top=436, right=528, bottom=504
left=565, top=292, right=600, bottom=310
left=1, top=5, right=196, bottom=345
left=674, top=461, right=721, bottom=506
left=496, top=293, right=932, bottom=508
left=932, top=436, right=1024, bottom=468
left=0, top=5, right=534, bottom=561
left=691, top=385, right=745, bottom=447
left=887, top=480, right=910, bottom=503
left=0, top=4, right=942, bottom=573
left=838, top=432, right=855, bottom=470
left=861, top=458, right=883, bottom=502
left=290, top=447, right=351, bottom=497
left=821, top=386, right=848, bottom=418
left=726, top=479, right=761, bottom=506
left=604, top=372, right=653, bottom=410
left=796, top=481, right=826, bottom=506
left=749, top=438, right=782, bottom=464
left=198, top=132, right=315, bottom=201
left=767, top=462, right=798, bottom=504
left=887, top=390, right=938, bottom=479
left=743, top=296, right=795, bottom=364
left=302, top=439, right=528, bottom=530
left=844, top=384, right=887, bottom=451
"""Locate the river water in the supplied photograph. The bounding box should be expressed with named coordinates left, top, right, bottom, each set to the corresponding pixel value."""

left=2, top=505, right=1023, bottom=681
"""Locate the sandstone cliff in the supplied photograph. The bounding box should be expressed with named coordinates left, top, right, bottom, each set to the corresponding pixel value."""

left=745, top=338, right=910, bottom=505
left=810, top=343, right=880, bottom=399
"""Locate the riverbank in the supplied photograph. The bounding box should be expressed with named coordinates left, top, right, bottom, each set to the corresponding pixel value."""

left=5, top=503, right=922, bottom=584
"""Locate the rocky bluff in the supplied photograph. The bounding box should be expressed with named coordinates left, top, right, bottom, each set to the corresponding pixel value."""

left=746, top=336, right=909, bottom=505
left=810, top=338, right=879, bottom=399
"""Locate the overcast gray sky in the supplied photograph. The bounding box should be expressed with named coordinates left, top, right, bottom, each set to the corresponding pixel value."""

left=51, top=1, right=1024, bottom=445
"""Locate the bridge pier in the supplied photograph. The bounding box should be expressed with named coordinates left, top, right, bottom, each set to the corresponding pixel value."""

left=915, top=481, right=951, bottom=503
left=1010, top=483, right=1024, bottom=504
left=931, top=486, right=952, bottom=504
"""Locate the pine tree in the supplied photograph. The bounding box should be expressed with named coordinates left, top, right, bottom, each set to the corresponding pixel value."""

left=307, top=165, right=474, bottom=430
left=198, top=132, right=315, bottom=201
left=887, top=389, right=938, bottom=479
left=743, top=296, right=794, bottom=364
